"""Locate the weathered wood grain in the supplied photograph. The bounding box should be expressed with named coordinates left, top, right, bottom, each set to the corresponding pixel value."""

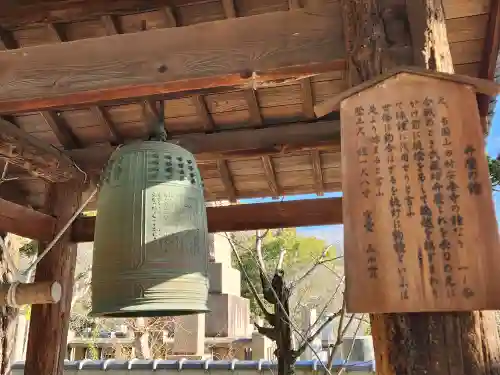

left=0, top=118, right=83, bottom=182
left=67, top=120, right=341, bottom=173
left=71, top=197, right=344, bottom=242
left=0, top=6, right=344, bottom=113
left=0, top=197, right=56, bottom=241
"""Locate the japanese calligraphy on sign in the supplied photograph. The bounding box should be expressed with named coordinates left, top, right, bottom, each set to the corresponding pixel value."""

left=341, top=73, right=500, bottom=313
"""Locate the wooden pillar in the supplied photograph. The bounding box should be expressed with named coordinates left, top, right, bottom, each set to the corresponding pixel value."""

left=339, top=1, right=500, bottom=375
left=25, top=181, right=82, bottom=375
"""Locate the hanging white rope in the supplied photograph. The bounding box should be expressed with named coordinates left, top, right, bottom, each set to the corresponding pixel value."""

left=23, top=186, right=98, bottom=276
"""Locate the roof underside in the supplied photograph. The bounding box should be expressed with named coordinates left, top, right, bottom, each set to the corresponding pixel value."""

left=0, top=0, right=497, bottom=209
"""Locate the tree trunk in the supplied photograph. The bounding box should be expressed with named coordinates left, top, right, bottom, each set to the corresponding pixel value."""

left=133, top=318, right=151, bottom=359
left=340, top=1, right=500, bottom=374
left=273, top=272, right=294, bottom=375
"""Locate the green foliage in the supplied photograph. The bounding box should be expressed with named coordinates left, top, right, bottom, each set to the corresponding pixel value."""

left=231, top=229, right=332, bottom=318
left=488, top=155, right=500, bottom=190
left=19, top=241, right=38, bottom=257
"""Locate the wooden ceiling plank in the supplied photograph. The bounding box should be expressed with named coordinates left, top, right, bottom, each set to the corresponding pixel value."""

left=0, top=7, right=345, bottom=114
left=68, top=119, right=341, bottom=174
left=311, top=150, right=324, bottom=196
left=193, top=95, right=214, bottom=131
left=40, top=111, right=81, bottom=149
left=0, top=118, right=83, bottom=182
left=0, top=197, right=56, bottom=241
left=217, top=159, right=237, bottom=202
left=90, top=106, right=122, bottom=144
left=0, top=0, right=212, bottom=28
left=261, top=155, right=279, bottom=197
left=72, top=197, right=343, bottom=242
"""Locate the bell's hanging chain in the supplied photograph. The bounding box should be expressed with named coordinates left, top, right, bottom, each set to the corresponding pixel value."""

left=148, top=99, right=168, bottom=142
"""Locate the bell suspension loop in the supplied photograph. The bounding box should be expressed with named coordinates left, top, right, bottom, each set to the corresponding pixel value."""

left=148, top=99, right=168, bottom=142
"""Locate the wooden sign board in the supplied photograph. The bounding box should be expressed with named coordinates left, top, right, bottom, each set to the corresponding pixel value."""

left=342, top=73, right=500, bottom=313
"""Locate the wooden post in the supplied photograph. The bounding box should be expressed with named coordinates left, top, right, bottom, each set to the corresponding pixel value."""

left=338, top=1, right=500, bottom=375
left=25, top=181, right=82, bottom=375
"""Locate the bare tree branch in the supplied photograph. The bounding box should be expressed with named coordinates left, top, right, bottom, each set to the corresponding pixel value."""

left=324, top=296, right=356, bottom=374
left=254, top=322, right=278, bottom=341
left=293, top=309, right=343, bottom=358
left=226, top=234, right=274, bottom=323
left=289, top=254, right=343, bottom=290
left=255, top=230, right=267, bottom=273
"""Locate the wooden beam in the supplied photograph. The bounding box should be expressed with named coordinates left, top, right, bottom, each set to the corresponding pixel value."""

left=0, top=7, right=344, bottom=114
left=25, top=181, right=83, bottom=375
left=67, top=120, right=341, bottom=174
left=0, top=198, right=56, bottom=241
left=0, top=118, right=83, bottom=182
left=71, top=197, right=343, bottom=242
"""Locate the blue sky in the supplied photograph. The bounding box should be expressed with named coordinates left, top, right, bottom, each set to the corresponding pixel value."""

left=486, top=100, right=500, bottom=217
left=242, top=99, right=500, bottom=251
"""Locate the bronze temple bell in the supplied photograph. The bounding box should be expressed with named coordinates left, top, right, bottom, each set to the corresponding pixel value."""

left=91, top=103, right=209, bottom=317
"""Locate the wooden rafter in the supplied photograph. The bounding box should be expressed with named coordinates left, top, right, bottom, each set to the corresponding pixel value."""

left=0, top=118, right=83, bottom=182
left=101, top=14, right=121, bottom=35
left=261, top=156, right=279, bottom=197
left=0, top=7, right=344, bottom=114
left=311, top=150, right=324, bottom=196
left=68, top=119, right=341, bottom=174
left=222, top=0, right=237, bottom=18
left=193, top=95, right=214, bottom=131
left=245, top=89, right=263, bottom=126
left=40, top=111, right=80, bottom=149
left=217, top=159, right=237, bottom=202
left=72, top=197, right=343, bottom=242
left=163, top=7, right=178, bottom=27
left=0, top=27, right=17, bottom=50
left=90, top=106, right=122, bottom=144
left=300, top=78, right=315, bottom=119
